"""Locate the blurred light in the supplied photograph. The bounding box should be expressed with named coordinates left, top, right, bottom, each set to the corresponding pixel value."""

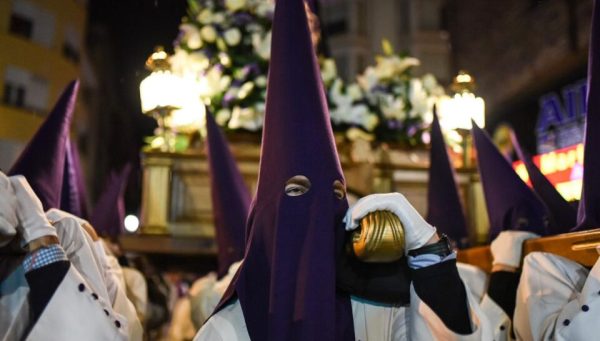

left=124, top=215, right=140, bottom=233
left=438, top=93, right=485, bottom=130
left=438, top=71, right=485, bottom=131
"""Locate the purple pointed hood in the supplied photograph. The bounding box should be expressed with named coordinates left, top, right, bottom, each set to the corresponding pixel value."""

left=60, top=138, right=89, bottom=219
left=90, top=164, right=132, bottom=237
left=575, top=0, right=600, bottom=231
left=511, top=132, right=576, bottom=233
left=472, top=123, right=549, bottom=240
left=216, top=0, right=355, bottom=339
left=426, top=110, right=469, bottom=247
left=9, top=80, right=79, bottom=210
left=205, top=112, right=251, bottom=278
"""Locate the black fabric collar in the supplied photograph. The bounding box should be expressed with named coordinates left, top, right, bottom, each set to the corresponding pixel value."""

left=336, top=233, right=412, bottom=305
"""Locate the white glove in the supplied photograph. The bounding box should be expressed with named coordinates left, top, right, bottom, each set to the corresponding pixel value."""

left=491, top=230, right=539, bottom=268
left=344, top=193, right=437, bottom=252
left=0, top=172, right=18, bottom=247
left=46, top=208, right=88, bottom=226
left=10, top=175, right=57, bottom=246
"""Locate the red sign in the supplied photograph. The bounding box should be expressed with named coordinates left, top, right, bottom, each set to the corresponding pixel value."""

left=512, top=143, right=583, bottom=201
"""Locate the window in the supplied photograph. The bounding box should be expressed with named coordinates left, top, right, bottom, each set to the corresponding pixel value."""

left=62, top=43, right=80, bottom=64
left=3, top=84, right=13, bottom=104
left=2, top=82, right=26, bottom=108
left=9, top=13, right=33, bottom=39
left=10, top=0, right=56, bottom=48
left=3, top=65, right=49, bottom=112
left=15, top=87, right=25, bottom=107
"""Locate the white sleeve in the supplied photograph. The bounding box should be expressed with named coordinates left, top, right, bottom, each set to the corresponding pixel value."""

left=53, top=217, right=111, bottom=303
left=480, top=294, right=511, bottom=341
left=189, top=273, right=218, bottom=328
left=122, top=267, right=148, bottom=322
left=408, top=283, right=492, bottom=340
left=193, top=300, right=250, bottom=341
left=514, top=252, right=600, bottom=341
left=456, top=262, right=489, bottom=304
left=26, top=265, right=128, bottom=341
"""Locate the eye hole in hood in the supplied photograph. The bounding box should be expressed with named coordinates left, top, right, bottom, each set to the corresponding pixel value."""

left=285, top=175, right=311, bottom=197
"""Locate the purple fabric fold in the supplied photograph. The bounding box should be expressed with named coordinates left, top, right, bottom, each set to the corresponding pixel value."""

left=426, top=110, right=469, bottom=247
left=472, top=122, right=549, bottom=240
left=511, top=132, right=576, bottom=233
left=90, top=164, right=132, bottom=237
left=215, top=0, right=355, bottom=339
left=205, top=111, right=251, bottom=278
left=575, top=0, right=600, bottom=231
left=60, top=138, right=89, bottom=219
left=9, top=80, right=79, bottom=211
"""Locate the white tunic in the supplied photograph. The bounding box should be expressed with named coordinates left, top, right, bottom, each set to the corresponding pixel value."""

left=514, top=251, right=600, bottom=341
left=25, top=265, right=128, bottom=341
left=194, top=283, right=491, bottom=341
left=456, top=263, right=513, bottom=341
left=48, top=213, right=143, bottom=341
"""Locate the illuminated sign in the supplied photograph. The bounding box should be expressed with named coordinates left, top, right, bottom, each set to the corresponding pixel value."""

left=536, top=79, right=586, bottom=154
left=513, top=143, right=583, bottom=201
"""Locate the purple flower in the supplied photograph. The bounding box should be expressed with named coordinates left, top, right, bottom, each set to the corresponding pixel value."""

left=233, top=12, right=253, bottom=26
left=407, top=124, right=418, bottom=137
left=387, top=120, right=401, bottom=130
left=223, top=92, right=237, bottom=106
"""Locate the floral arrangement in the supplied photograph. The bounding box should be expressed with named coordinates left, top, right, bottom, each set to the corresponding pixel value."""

left=171, top=0, right=274, bottom=132
left=171, top=0, right=446, bottom=147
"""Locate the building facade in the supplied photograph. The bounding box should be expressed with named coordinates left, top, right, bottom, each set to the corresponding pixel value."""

left=0, top=0, right=87, bottom=170
left=319, top=0, right=452, bottom=84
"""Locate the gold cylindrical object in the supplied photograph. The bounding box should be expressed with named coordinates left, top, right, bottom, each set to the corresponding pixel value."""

left=350, top=210, right=405, bottom=263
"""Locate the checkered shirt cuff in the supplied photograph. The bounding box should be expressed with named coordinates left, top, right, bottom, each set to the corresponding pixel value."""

left=23, top=244, right=68, bottom=273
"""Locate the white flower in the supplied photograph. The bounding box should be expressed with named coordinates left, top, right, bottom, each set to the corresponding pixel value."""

left=381, top=95, right=406, bottom=120
left=256, top=2, right=275, bottom=17
left=219, top=52, right=231, bottom=67
left=357, top=67, right=379, bottom=92
left=170, top=49, right=209, bottom=77
left=216, top=38, right=227, bottom=51
left=228, top=106, right=263, bottom=131
left=363, top=114, right=379, bottom=131
left=215, top=109, right=231, bottom=126
left=320, top=59, right=338, bottom=84
left=224, top=28, right=242, bottom=46
left=347, top=84, right=362, bottom=101
left=197, top=9, right=213, bottom=24
left=252, top=31, right=271, bottom=60
left=255, top=75, right=267, bottom=88
left=224, top=87, right=240, bottom=100
left=200, top=25, right=217, bottom=43
left=225, top=0, right=246, bottom=12
left=238, top=82, right=255, bottom=99
left=409, top=78, right=430, bottom=118
left=246, top=23, right=263, bottom=33
left=373, top=55, right=420, bottom=79
left=198, top=67, right=230, bottom=98
left=212, top=13, right=225, bottom=24
left=180, top=23, right=202, bottom=49
left=422, top=73, right=438, bottom=93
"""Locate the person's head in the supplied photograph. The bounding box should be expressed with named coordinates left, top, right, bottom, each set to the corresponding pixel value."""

left=220, top=0, right=355, bottom=338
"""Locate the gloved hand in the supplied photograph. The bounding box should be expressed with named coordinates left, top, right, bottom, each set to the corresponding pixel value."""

left=10, top=175, right=57, bottom=246
left=46, top=208, right=99, bottom=241
left=0, top=172, right=18, bottom=247
left=490, top=230, right=539, bottom=268
left=344, top=193, right=437, bottom=252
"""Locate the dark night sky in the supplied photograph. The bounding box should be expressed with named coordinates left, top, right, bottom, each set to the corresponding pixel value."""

left=85, top=0, right=188, bottom=208
left=88, top=0, right=188, bottom=114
